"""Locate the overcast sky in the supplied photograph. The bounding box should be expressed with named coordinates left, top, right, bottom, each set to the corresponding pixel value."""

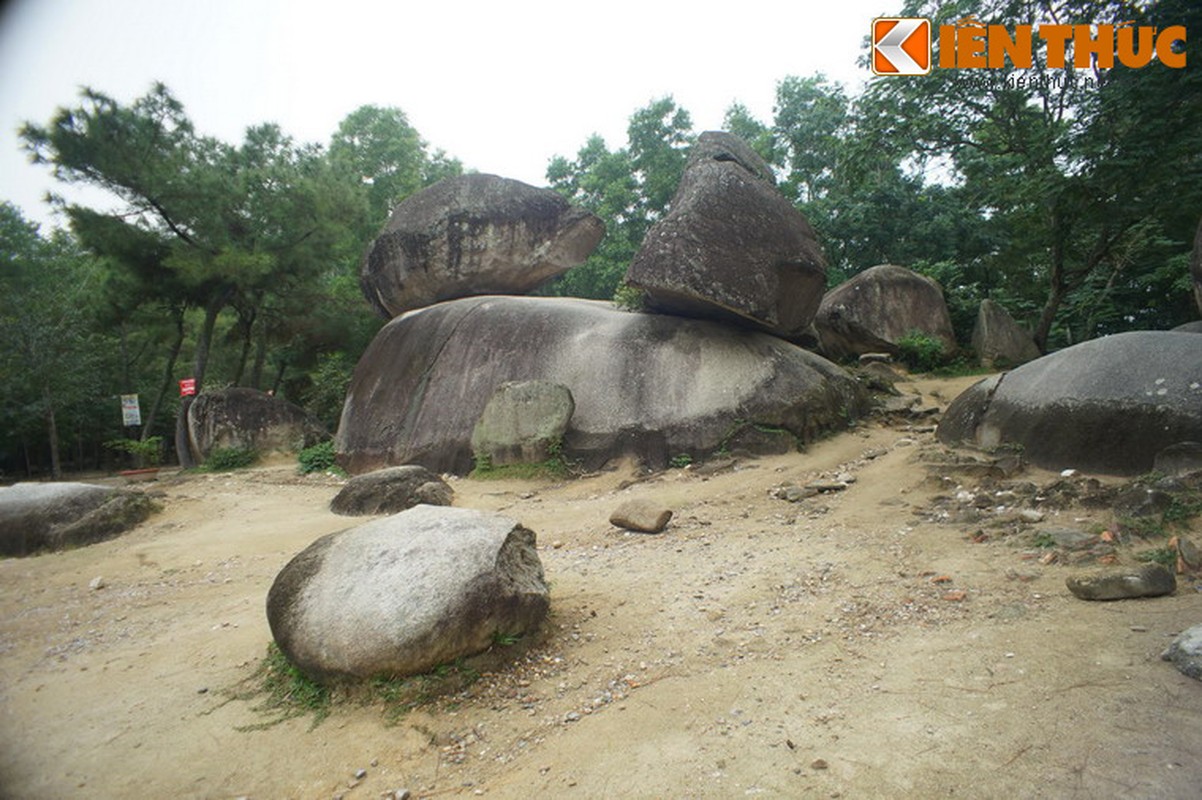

left=0, top=0, right=891, bottom=231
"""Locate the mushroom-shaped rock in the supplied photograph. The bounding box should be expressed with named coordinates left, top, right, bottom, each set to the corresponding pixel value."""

left=625, top=131, right=827, bottom=339
left=814, top=264, right=957, bottom=362
left=361, top=174, right=604, bottom=318
left=266, top=505, right=549, bottom=682
left=329, top=465, right=453, bottom=516
left=187, top=387, right=326, bottom=462
left=0, top=482, right=157, bottom=557
left=335, top=295, right=868, bottom=475
left=938, top=332, right=1202, bottom=475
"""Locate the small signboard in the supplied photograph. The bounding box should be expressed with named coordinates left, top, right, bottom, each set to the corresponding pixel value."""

left=179, top=378, right=197, bottom=397
left=120, top=394, right=141, bottom=426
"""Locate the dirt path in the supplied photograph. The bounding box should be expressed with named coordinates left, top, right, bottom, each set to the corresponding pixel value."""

left=2, top=375, right=1200, bottom=799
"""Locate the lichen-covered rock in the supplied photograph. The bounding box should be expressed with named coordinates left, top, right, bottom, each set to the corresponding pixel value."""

left=361, top=174, right=604, bottom=318
left=0, top=483, right=157, bottom=557
left=938, top=332, right=1202, bottom=475
left=187, top=387, right=326, bottom=462
left=971, top=298, right=1041, bottom=367
left=329, top=465, right=453, bottom=516
left=625, top=131, right=827, bottom=339
left=814, top=264, right=957, bottom=362
left=266, top=505, right=549, bottom=682
left=1162, top=623, right=1202, bottom=680
left=336, top=295, right=868, bottom=475
left=471, top=381, right=574, bottom=468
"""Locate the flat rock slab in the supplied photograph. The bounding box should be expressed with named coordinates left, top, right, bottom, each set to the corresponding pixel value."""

left=609, top=499, right=673, bottom=533
left=267, top=505, right=549, bottom=682
left=1066, top=563, right=1176, bottom=601
left=1162, top=623, right=1202, bottom=680
left=0, top=482, right=157, bottom=557
left=329, top=465, right=453, bottom=516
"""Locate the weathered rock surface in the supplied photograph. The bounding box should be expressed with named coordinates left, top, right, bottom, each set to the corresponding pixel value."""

left=814, top=264, right=958, bottom=362
left=187, top=387, right=326, bottom=462
left=971, top=298, right=1041, bottom=367
left=938, top=332, right=1202, bottom=475
left=625, top=131, right=827, bottom=339
left=1173, top=320, right=1202, bottom=333
left=1155, top=442, right=1202, bottom=477
left=361, top=174, right=604, bottom=319
left=609, top=499, right=673, bottom=533
left=329, top=466, right=453, bottom=516
left=1066, top=564, right=1176, bottom=600
left=1162, top=624, right=1202, bottom=680
left=0, top=482, right=157, bottom=557
left=471, top=381, right=574, bottom=468
left=266, top=505, right=549, bottom=681
left=336, top=296, right=868, bottom=475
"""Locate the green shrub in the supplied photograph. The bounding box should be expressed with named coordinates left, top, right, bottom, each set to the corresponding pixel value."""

left=896, top=330, right=946, bottom=372
left=203, top=447, right=259, bottom=471
left=613, top=283, right=647, bottom=312
left=298, top=440, right=340, bottom=475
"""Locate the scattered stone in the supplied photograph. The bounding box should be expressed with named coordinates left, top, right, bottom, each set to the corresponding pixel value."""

left=88, top=576, right=106, bottom=591
left=1154, top=442, right=1202, bottom=478
left=564, top=711, right=582, bottom=723
left=1170, top=536, right=1202, bottom=573
left=354, top=769, right=367, bottom=780
left=329, top=465, right=453, bottom=516
left=771, top=484, right=817, bottom=503
left=1042, top=527, right=1098, bottom=551
left=360, top=173, right=604, bottom=318
left=1161, top=624, right=1202, bottom=681
left=806, top=479, right=848, bottom=493
left=267, top=505, right=549, bottom=681
left=1066, top=563, right=1176, bottom=601
left=471, top=381, right=574, bottom=468
left=811, top=758, right=829, bottom=770
left=609, top=500, right=673, bottom=534
left=1019, top=509, right=1045, bottom=524
left=942, top=590, right=968, bottom=602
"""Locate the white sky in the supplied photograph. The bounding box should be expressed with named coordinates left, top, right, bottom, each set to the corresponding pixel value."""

left=0, top=0, right=892, bottom=231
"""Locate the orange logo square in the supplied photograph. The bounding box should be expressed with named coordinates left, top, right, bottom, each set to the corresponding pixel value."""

left=872, top=17, right=932, bottom=75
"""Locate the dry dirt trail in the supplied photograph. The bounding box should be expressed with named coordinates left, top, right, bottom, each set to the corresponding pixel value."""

left=1, top=375, right=1200, bottom=799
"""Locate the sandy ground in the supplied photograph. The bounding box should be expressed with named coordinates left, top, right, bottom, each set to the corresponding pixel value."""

left=1, top=375, right=1201, bottom=800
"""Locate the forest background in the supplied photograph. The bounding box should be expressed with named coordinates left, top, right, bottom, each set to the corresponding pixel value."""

left=2, top=0, right=1199, bottom=478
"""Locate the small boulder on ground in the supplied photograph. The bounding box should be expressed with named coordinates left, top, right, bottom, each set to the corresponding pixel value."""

left=1162, top=624, right=1202, bottom=680
left=1155, top=442, right=1202, bottom=478
left=813, top=264, right=958, bottom=362
left=609, top=499, right=673, bottom=533
left=471, top=381, right=574, bottom=468
left=329, top=465, right=453, bottom=516
left=1066, top=563, right=1176, bottom=600
left=188, top=387, right=326, bottom=463
left=971, top=298, right=1041, bottom=367
left=625, top=131, right=828, bottom=340
left=267, top=505, right=549, bottom=682
left=360, top=174, right=604, bottom=319
left=0, top=482, right=157, bottom=557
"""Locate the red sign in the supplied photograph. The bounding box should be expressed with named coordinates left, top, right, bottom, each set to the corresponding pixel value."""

left=179, top=378, right=197, bottom=397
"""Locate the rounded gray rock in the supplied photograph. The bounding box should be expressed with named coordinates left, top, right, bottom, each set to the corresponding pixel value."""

left=1162, top=623, right=1202, bottom=680
left=187, top=387, right=326, bottom=461
left=329, top=465, right=453, bottom=516
left=1065, top=563, right=1176, bottom=601
left=266, top=505, right=549, bottom=682
left=0, top=482, right=156, bottom=557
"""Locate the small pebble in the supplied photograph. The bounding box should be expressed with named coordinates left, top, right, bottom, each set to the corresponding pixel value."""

left=88, top=576, right=105, bottom=591
left=811, top=758, right=829, bottom=770
left=355, top=768, right=367, bottom=780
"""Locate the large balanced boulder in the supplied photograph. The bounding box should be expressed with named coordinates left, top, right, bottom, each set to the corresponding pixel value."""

left=329, top=465, right=453, bottom=516
left=266, top=505, right=549, bottom=681
left=336, top=295, right=869, bottom=475
left=0, top=482, right=157, bottom=557
left=814, top=264, right=957, bottom=362
left=187, top=388, right=326, bottom=462
left=938, top=331, right=1202, bottom=475
left=361, top=174, right=605, bottom=318
left=625, top=131, right=827, bottom=339
left=471, top=381, right=574, bottom=468
left=971, top=298, right=1041, bottom=367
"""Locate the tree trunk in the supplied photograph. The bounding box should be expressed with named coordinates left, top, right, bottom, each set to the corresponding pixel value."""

left=143, top=307, right=185, bottom=442
left=175, top=288, right=233, bottom=468
left=43, top=383, right=61, bottom=480
left=232, top=309, right=256, bottom=386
